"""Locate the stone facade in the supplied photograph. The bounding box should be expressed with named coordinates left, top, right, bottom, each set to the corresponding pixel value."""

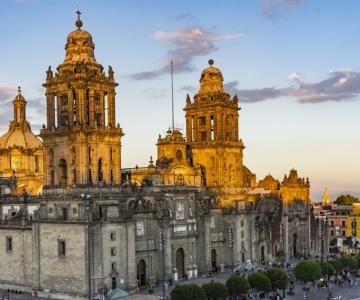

left=0, top=12, right=314, bottom=299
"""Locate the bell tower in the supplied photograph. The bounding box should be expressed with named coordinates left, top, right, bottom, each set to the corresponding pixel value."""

left=185, top=60, right=245, bottom=204
left=40, top=12, right=123, bottom=188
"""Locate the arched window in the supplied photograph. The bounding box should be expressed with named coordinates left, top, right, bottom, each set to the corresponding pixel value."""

left=98, top=158, right=103, bottom=182
left=59, top=159, right=67, bottom=185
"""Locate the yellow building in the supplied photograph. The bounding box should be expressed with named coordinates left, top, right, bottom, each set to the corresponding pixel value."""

left=40, top=13, right=123, bottom=187
left=184, top=59, right=254, bottom=206
left=346, top=203, right=360, bottom=238
left=0, top=87, right=43, bottom=194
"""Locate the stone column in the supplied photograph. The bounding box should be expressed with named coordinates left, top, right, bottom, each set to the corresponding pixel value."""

left=78, top=89, right=85, bottom=125
left=284, top=201, right=289, bottom=261
left=108, top=91, right=115, bottom=127
left=99, top=91, right=105, bottom=127
left=126, top=222, right=136, bottom=288
left=46, top=93, right=54, bottom=127
left=164, top=227, right=172, bottom=279
left=204, top=216, right=211, bottom=271
left=88, top=90, right=95, bottom=127
left=32, top=222, right=40, bottom=289
left=68, top=90, right=73, bottom=125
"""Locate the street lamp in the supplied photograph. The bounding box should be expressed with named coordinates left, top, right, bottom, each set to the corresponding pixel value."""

left=82, top=193, right=92, bottom=300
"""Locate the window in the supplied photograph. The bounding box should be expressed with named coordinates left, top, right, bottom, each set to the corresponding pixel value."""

left=58, top=240, right=66, bottom=257
left=110, top=232, right=116, bottom=241
left=199, top=116, right=206, bottom=126
left=342, top=221, right=346, bottom=227
left=342, top=231, right=346, bottom=237
left=240, top=220, right=244, bottom=227
left=6, top=237, right=12, bottom=252
left=72, top=207, right=77, bottom=215
left=241, top=241, right=245, bottom=248
left=62, top=207, right=68, bottom=220
left=201, top=131, right=207, bottom=141
left=330, top=220, right=334, bottom=226
left=331, top=230, right=334, bottom=236
left=241, top=231, right=244, bottom=238
left=35, top=155, right=40, bottom=172
left=111, top=262, right=116, bottom=271
left=48, top=207, right=53, bottom=214
left=111, top=248, right=116, bottom=257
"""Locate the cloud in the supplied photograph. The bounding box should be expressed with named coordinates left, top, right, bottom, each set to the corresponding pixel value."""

left=179, top=85, right=196, bottom=92
left=129, top=27, right=243, bottom=80
left=261, top=0, right=305, bottom=17
left=225, top=70, right=360, bottom=104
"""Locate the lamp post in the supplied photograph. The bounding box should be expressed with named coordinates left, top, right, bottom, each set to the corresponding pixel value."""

left=82, top=193, right=92, bottom=300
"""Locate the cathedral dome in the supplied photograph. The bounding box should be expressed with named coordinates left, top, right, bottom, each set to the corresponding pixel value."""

left=198, top=59, right=225, bottom=94
left=0, top=88, right=42, bottom=150
left=0, top=128, right=42, bottom=150
left=63, top=12, right=97, bottom=64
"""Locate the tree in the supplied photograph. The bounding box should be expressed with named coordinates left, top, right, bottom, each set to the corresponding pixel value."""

left=275, top=250, right=286, bottom=263
left=328, top=259, right=343, bottom=273
left=334, top=194, right=359, bottom=206
left=294, top=260, right=321, bottom=282
left=338, top=255, right=358, bottom=270
left=171, top=283, right=206, bottom=300
left=317, top=261, right=335, bottom=277
left=226, top=275, right=250, bottom=297
left=248, top=272, right=272, bottom=292
left=265, top=268, right=288, bottom=290
left=202, top=280, right=228, bottom=300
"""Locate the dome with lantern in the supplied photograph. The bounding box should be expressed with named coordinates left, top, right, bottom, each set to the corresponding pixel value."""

left=0, top=87, right=42, bottom=150
left=63, top=11, right=97, bottom=64
left=198, top=59, right=225, bottom=94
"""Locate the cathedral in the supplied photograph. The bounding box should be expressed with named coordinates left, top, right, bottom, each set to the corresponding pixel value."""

left=0, top=13, right=316, bottom=299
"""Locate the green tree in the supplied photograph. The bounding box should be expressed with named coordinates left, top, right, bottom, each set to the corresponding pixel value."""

left=275, top=250, right=286, bottom=263
left=328, top=259, right=343, bottom=273
left=317, top=261, right=335, bottom=277
left=248, top=272, right=272, bottom=292
left=202, top=280, right=228, bottom=300
left=265, top=268, right=288, bottom=290
left=226, top=275, right=250, bottom=297
left=170, top=283, right=206, bottom=300
left=334, top=194, right=360, bottom=206
left=338, top=255, right=358, bottom=270
left=294, top=260, right=321, bottom=282
left=356, top=253, right=360, bottom=267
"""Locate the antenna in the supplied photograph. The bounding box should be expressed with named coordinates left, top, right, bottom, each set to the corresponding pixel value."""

left=171, top=61, right=174, bottom=132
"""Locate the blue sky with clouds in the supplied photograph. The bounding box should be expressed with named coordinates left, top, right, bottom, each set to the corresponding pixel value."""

left=0, top=0, right=359, bottom=200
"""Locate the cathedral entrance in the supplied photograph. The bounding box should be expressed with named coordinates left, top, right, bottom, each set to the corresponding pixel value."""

left=137, top=259, right=146, bottom=287
left=176, top=248, right=185, bottom=279
left=260, top=246, right=265, bottom=262
left=211, top=249, right=217, bottom=271
left=293, top=233, right=297, bottom=258
left=58, top=159, right=67, bottom=185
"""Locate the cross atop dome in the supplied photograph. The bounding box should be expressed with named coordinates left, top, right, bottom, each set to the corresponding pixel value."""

left=75, top=10, right=83, bottom=29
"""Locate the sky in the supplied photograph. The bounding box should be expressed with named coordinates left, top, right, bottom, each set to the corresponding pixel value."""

left=0, top=0, right=359, bottom=201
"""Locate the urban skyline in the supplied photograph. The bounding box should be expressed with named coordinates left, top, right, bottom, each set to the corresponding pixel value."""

left=0, top=0, right=359, bottom=200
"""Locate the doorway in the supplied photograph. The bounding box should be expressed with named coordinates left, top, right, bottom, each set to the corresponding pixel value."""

left=176, top=248, right=185, bottom=278
left=261, top=245, right=265, bottom=262
left=137, top=259, right=146, bottom=287
left=211, top=249, right=217, bottom=271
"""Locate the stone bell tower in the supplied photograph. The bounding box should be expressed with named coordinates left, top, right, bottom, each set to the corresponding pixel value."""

left=184, top=60, right=245, bottom=205
left=40, top=12, right=123, bottom=187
